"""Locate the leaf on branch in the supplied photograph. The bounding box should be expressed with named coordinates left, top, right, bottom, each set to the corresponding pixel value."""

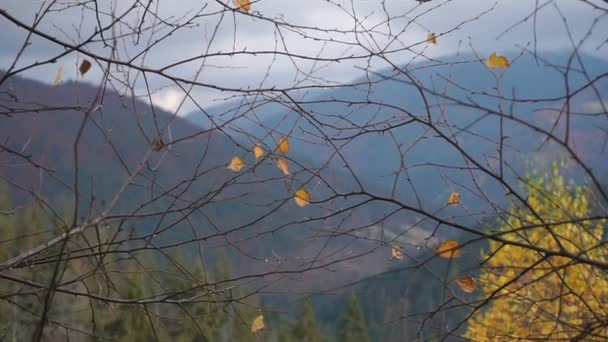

left=152, top=137, right=165, bottom=152
left=436, top=240, right=461, bottom=259
left=253, top=145, right=264, bottom=159
left=53, top=66, right=63, bottom=85
left=250, top=315, right=264, bottom=333
left=277, top=136, right=289, bottom=153
left=227, top=156, right=245, bottom=172
left=391, top=245, right=404, bottom=260
left=233, top=0, right=251, bottom=13
left=518, top=270, right=534, bottom=286
left=486, top=52, right=511, bottom=69
left=79, top=59, right=92, bottom=76
left=277, top=157, right=289, bottom=175
left=448, top=192, right=461, bottom=205
left=456, top=277, right=477, bottom=292
left=427, top=32, right=437, bottom=44
left=294, top=188, right=310, bottom=207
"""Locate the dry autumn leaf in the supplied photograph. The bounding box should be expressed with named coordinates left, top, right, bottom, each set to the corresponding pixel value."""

left=277, top=158, right=289, bottom=175
left=456, top=277, right=477, bottom=293
left=448, top=192, right=461, bottom=205
left=436, top=240, right=461, bottom=259
left=233, top=0, right=251, bottom=13
left=250, top=315, right=264, bottom=333
left=391, top=245, right=404, bottom=260
left=427, top=32, right=437, bottom=44
left=294, top=188, right=310, bottom=207
left=253, top=145, right=264, bottom=159
left=227, top=156, right=245, bottom=172
left=486, top=52, right=511, bottom=69
left=277, top=136, right=289, bottom=153
left=79, top=59, right=92, bottom=76
left=53, top=66, right=63, bottom=85
left=152, top=137, right=165, bottom=152
left=518, top=270, right=534, bottom=286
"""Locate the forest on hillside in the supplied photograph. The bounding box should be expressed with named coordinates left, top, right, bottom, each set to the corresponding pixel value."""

left=1, top=0, right=608, bottom=341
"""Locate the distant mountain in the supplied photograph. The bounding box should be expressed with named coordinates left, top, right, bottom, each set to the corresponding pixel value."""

left=182, top=52, right=608, bottom=340
left=2, top=49, right=607, bottom=340
left=0, top=73, right=409, bottom=291
left=185, top=51, right=608, bottom=217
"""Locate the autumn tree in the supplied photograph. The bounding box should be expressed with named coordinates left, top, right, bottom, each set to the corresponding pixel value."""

left=464, top=165, right=608, bottom=341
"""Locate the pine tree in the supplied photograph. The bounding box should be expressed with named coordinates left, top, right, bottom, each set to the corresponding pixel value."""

left=337, top=292, right=369, bottom=342
left=103, top=258, right=168, bottom=341
left=0, top=180, right=17, bottom=341
left=287, top=300, right=325, bottom=342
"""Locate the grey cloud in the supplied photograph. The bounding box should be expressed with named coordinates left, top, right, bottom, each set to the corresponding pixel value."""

left=1, top=0, right=606, bottom=114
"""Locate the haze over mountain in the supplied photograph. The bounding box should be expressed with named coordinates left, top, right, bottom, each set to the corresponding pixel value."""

left=0, top=70, right=410, bottom=290
left=1, top=50, right=607, bottom=340
left=186, top=51, right=608, bottom=207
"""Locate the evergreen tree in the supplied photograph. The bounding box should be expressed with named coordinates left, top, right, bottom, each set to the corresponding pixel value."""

left=287, top=300, right=324, bottom=342
left=103, top=259, right=167, bottom=342
left=337, top=292, right=369, bottom=342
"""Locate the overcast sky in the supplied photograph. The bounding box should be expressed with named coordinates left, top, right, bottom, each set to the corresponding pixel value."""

left=1, top=0, right=606, bottom=114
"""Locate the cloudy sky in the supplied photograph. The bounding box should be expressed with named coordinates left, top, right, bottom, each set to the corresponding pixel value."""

left=1, top=0, right=606, bottom=114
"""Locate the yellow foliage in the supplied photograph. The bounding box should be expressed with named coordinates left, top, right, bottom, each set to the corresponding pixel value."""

left=464, top=165, right=608, bottom=341
left=253, top=145, right=264, bottom=159
left=448, top=192, right=461, bottom=205
left=277, top=136, right=289, bottom=153
left=391, top=244, right=404, bottom=260
left=227, top=156, right=245, bottom=172
left=436, top=240, right=461, bottom=259
left=485, top=52, right=511, bottom=69
left=250, top=315, right=264, bottom=332
left=294, top=188, right=310, bottom=207
left=277, top=157, right=289, bottom=175
left=234, top=0, right=251, bottom=13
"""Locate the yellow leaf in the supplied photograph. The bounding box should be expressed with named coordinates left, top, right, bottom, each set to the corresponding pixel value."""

left=79, top=59, right=92, bottom=76
left=227, top=156, right=245, bottom=172
left=485, top=52, right=511, bottom=69
left=53, top=66, right=63, bottom=85
left=294, top=188, right=310, bottom=207
left=277, top=136, right=289, bottom=153
left=530, top=304, right=540, bottom=316
left=456, top=277, right=477, bottom=293
left=152, top=137, right=165, bottom=152
left=253, top=145, right=264, bottom=159
left=436, top=240, right=461, bottom=259
left=233, top=0, right=251, bottom=13
left=250, top=315, right=264, bottom=333
left=277, top=158, right=289, bottom=176
left=448, top=192, right=461, bottom=205
left=391, top=245, right=404, bottom=260
left=427, top=32, right=437, bottom=44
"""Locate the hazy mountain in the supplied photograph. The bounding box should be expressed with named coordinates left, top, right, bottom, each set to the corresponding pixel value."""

left=185, top=51, right=608, bottom=213
left=0, top=72, right=401, bottom=288
left=2, top=50, right=606, bottom=340
left=181, top=52, right=608, bottom=339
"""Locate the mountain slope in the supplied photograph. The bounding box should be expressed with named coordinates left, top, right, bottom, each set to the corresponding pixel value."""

left=185, top=51, right=608, bottom=212
left=0, top=73, right=407, bottom=294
